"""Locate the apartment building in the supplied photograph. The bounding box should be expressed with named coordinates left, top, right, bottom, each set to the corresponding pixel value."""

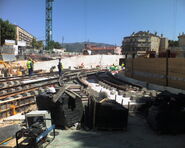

left=178, top=33, right=185, bottom=47
left=122, top=31, right=168, bottom=54
left=15, top=25, right=35, bottom=47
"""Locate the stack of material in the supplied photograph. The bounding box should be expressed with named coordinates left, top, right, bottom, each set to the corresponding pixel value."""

left=0, top=54, right=16, bottom=61
left=36, top=92, right=83, bottom=128
left=0, top=46, right=16, bottom=61
left=85, top=96, right=128, bottom=130
left=147, top=91, right=185, bottom=134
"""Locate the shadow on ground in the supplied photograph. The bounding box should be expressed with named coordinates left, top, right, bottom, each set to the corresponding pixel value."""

left=47, top=115, right=185, bottom=148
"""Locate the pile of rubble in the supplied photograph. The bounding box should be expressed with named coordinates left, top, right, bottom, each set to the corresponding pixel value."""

left=147, top=91, right=185, bottom=134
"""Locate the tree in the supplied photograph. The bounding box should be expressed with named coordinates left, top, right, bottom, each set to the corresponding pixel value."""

left=47, top=40, right=55, bottom=50
left=32, top=38, right=44, bottom=49
left=169, top=40, right=178, bottom=47
left=36, top=41, right=44, bottom=49
left=0, top=18, right=16, bottom=45
left=54, top=41, right=62, bottom=49
left=47, top=40, right=62, bottom=50
left=32, top=38, right=37, bottom=49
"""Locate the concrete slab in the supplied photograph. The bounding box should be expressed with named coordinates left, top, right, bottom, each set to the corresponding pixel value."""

left=87, top=80, right=135, bottom=106
left=0, top=124, right=21, bottom=144
left=47, top=115, right=185, bottom=148
left=3, top=113, right=25, bottom=121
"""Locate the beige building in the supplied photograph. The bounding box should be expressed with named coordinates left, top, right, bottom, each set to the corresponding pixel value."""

left=167, top=33, right=185, bottom=57
left=15, top=25, right=35, bottom=47
left=114, top=46, right=122, bottom=55
left=122, top=31, right=168, bottom=54
left=160, top=37, right=169, bottom=52
left=178, top=33, right=185, bottom=47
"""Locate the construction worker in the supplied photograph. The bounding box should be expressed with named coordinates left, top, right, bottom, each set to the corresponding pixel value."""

left=58, top=58, right=63, bottom=76
left=121, top=63, right=125, bottom=70
left=27, top=58, right=33, bottom=76
left=50, top=66, right=56, bottom=73
left=110, top=64, right=116, bottom=71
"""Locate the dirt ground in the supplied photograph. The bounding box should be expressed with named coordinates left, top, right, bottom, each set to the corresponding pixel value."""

left=47, top=115, right=185, bottom=148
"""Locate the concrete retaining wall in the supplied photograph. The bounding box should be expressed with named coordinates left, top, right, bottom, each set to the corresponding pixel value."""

left=34, top=55, right=124, bottom=71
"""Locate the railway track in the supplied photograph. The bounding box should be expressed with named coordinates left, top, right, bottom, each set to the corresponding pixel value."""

left=0, top=71, right=60, bottom=83
left=96, top=72, right=141, bottom=92
left=0, top=69, right=100, bottom=119
left=83, top=71, right=160, bottom=113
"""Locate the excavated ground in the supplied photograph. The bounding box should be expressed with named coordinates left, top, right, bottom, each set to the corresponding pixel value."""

left=48, top=75, right=185, bottom=148
left=48, top=115, right=185, bottom=148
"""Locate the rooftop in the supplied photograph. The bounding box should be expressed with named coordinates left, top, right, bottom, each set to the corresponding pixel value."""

left=86, top=45, right=116, bottom=51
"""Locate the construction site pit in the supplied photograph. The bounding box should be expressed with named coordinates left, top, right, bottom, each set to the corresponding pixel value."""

left=0, top=70, right=185, bottom=148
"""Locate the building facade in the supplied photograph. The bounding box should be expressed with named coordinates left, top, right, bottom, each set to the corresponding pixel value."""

left=160, top=37, right=169, bottom=52
left=84, top=44, right=116, bottom=55
left=122, top=31, right=168, bottom=54
left=178, top=33, right=185, bottom=47
left=15, top=25, right=35, bottom=47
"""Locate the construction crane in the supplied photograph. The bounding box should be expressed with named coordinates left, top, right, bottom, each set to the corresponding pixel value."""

left=45, top=0, right=54, bottom=50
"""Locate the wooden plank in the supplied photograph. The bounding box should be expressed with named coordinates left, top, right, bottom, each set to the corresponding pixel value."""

left=169, top=72, right=185, bottom=79
left=0, top=138, right=16, bottom=148
left=133, top=58, right=166, bottom=75
left=169, top=58, right=185, bottom=73
left=133, top=75, right=166, bottom=85
left=0, top=88, right=38, bottom=101
left=52, top=84, right=70, bottom=103
left=168, top=67, right=185, bottom=74
left=168, top=79, right=185, bottom=90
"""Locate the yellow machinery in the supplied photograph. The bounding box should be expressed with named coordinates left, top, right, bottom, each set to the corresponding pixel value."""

left=0, top=60, right=26, bottom=77
left=0, top=60, right=11, bottom=68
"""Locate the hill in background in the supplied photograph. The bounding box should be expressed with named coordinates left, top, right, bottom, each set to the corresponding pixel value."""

left=62, top=42, right=115, bottom=52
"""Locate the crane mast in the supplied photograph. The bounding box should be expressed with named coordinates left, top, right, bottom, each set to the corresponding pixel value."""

left=45, top=0, right=54, bottom=50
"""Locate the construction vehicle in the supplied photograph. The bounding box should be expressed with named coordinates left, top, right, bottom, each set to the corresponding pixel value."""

left=16, top=111, right=55, bottom=148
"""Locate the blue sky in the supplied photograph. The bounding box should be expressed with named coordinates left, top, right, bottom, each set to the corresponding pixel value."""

left=0, top=0, right=185, bottom=45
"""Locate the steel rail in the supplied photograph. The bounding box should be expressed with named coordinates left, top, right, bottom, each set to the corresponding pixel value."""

left=0, top=69, right=96, bottom=119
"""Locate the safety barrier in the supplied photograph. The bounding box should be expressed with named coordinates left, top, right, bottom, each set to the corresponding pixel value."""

left=125, top=58, right=185, bottom=90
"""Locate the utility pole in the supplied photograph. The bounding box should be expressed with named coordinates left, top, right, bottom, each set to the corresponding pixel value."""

left=45, top=0, right=54, bottom=50
left=62, top=36, right=64, bottom=47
